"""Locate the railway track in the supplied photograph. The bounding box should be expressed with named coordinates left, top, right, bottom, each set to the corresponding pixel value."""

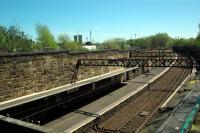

left=1, top=80, right=123, bottom=125
left=87, top=67, right=190, bottom=133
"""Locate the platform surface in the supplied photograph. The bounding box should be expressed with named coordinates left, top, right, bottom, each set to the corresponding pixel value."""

left=44, top=67, right=168, bottom=133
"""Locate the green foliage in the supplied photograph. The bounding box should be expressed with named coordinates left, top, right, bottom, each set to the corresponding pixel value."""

left=0, top=25, right=33, bottom=52
left=151, top=33, right=170, bottom=48
left=31, top=43, right=43, bottom=51
left=172, top=38, right=195, bottom=46
left=127, top=32, right=200, bottom=49
left=61, top=41, right=86, bottom=51
left=195, top=33, right=200, bottom=47
left=35, top=24, right=58, bottom=50
left=99, top=38, right=129, bottom=50
left=57, top=33, right=70, bottom=44
left=57, top=33, right=70, bottom=49
left=57, top=33, right=86, bottom=51
left=196, top=33, right=200, bottom=41
left=127, top=33, right=171, bottom=49
left=1, top=23, right=200, bottom=52
left=127, top=37, right=152, bottom=48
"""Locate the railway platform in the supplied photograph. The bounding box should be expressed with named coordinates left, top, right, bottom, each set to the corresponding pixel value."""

left=44, top=67, right=169, bottom=133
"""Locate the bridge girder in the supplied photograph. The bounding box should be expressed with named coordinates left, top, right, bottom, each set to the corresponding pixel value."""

left=71, top=48, right=200, bottom=83
left=77, top=58, right=197, bottom=68
left=71, top=58, right=199, bottom=83
left=129, top=51, right=177, bottom=58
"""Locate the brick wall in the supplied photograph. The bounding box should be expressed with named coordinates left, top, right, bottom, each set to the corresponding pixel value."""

left=0, top=50, right=128, bottom=102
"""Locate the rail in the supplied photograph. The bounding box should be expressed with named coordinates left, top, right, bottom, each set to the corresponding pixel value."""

left=90, top=68, right=190, bottom=133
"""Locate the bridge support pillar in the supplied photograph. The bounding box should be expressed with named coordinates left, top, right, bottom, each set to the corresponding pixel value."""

left=120, top=73, right=127, bottom=83
left=141, top=66, right=145, bottom=74
left=92, top=82, right=96, bottom=90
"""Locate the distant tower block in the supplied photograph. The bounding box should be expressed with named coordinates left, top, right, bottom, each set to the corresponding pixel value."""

left=90, top=30, right=92, bottom=42
left=74, top=35, right=78, bottom=42
left=78, top=35, right=82, bottom=44
left=74, top=34, right=83, bottom=43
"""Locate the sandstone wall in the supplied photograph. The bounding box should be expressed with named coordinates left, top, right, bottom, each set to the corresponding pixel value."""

left=0, top=50, right=128, bottom=102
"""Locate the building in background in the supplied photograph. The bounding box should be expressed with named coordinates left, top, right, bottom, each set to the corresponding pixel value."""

left=74, top=35, right=78, bottom=42
left=73, top=30, right=96, bottom=50
left=74, top=34, right=82, bottom=44
left=82, top=30, right=96, bottom=50
left=78, top=35, right=82, bottom=44
left=83, top=41, right=96, bottom=50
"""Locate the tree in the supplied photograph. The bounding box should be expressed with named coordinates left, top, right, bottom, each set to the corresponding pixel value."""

left=0, top=25, right=33, bottom=52
left=57, top=33, right=86, bottom=51
left=127, top=36, right=153, bottom=48
left=151, top=33, right=170, bottom=48
left=196, top=33, right=200, bottom=41
left=35, top=24, right=57, bottom=50
left=57, top=33, right=70, bottom=49
left=61, top=41, right=86, bottom=51
left=57, top=33, right=70, bottom=44
left=172, top=37, right=195, bottom=46
left=195, top=33, right=200, bottom=47
left=127, top=33, right=172, bottom=49
left=100, top=38, right=128, bottom=50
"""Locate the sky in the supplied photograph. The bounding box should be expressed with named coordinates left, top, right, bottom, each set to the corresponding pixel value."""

left=0, top=0, right=200, bottom=42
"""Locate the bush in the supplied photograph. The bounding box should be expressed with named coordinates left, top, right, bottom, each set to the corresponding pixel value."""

left=100, top=38, right=128, bottom=50
left=60, top=41, right=87, bottom=51
left=35, top=24, right=58, bottom=50
left=0, top=25, right=34, bottom=52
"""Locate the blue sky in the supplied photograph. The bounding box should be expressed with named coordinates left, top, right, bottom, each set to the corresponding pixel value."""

left=0, top=0, right=200, bottom=42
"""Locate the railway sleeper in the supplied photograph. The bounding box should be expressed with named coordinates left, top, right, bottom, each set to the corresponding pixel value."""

left=93, top=117, right=122, bottom=133
left=93, top=124, right=120, bottom=133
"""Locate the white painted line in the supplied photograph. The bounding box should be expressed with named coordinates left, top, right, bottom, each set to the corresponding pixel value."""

left=160, top=74, right=190, bottom=108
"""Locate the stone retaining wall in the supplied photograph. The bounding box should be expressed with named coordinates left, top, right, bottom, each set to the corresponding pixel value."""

left=0, top=50, right=128, bottom=102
